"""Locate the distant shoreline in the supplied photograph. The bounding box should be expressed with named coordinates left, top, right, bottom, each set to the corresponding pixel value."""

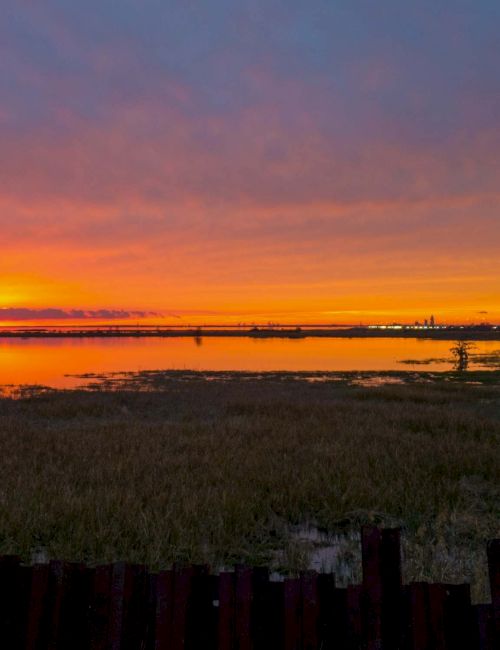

left=0, top=327, right=499, bottom=341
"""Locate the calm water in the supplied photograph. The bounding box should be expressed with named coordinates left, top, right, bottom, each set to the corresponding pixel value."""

left=0, top=337, right=498, bottom=390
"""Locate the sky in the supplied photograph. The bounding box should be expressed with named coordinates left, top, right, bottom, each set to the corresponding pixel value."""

left=1, top=0, right=499, bottom=324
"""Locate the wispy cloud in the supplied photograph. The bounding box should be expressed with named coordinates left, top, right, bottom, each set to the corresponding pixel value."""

left=0, top=308, right=161, bottom=321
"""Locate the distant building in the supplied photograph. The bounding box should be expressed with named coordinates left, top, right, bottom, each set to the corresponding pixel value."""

left=430, top=315, right=435, bottom=327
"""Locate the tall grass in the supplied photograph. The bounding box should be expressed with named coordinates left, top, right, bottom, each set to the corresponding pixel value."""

left=0, top=374, right=498, bottom=601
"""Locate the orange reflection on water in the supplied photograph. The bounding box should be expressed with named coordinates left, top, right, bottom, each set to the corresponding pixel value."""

left=0, top=337, right=498, bottom=389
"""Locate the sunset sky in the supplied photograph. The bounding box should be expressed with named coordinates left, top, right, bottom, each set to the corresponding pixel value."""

left=1, top=1, right=499, bottom=324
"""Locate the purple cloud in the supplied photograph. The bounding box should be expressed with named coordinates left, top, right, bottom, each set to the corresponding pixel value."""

left=0, top=308, right=161, bottom=321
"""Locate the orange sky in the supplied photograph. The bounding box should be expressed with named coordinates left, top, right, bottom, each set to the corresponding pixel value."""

left=1, top=2, right=499, bottom=325
left=1, top=192, right=498, bottom=325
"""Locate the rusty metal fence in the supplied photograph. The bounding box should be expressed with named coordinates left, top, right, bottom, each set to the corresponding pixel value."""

left=0, top=527, right=498, bottom=648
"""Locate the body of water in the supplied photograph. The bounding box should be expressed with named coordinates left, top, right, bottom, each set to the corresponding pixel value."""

left=0, top=336, right=498, bottom=390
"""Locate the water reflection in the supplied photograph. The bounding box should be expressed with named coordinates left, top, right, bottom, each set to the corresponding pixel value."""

left=0, top=336, right=498, bottom=390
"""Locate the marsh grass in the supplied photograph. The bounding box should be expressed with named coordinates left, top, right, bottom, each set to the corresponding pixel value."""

left=0, top=372, right=498, bottom=601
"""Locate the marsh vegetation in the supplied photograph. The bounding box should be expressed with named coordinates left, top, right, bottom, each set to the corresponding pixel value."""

left=0, top=371, right=498, bottom=602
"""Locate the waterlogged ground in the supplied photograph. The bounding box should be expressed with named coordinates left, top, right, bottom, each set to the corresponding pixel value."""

left=0, top=372, right=499, bottom=602
left=2, top=367, right=499, bottom=398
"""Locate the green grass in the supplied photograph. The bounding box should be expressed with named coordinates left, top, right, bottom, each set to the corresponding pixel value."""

left=0, top=372, right=499, bottom=602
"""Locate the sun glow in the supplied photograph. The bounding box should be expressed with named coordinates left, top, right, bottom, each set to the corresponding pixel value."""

left=1, top=3, right=499, bottom=330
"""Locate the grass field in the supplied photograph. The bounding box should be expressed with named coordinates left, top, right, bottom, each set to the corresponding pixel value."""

left=0, top=371, right=499, bottom=602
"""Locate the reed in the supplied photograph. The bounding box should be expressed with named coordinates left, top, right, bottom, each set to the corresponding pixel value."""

left=0, top=372, right=498, bottom=602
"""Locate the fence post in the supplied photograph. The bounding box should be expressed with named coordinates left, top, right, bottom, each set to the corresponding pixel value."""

left=487, top=539, right=500, bottom=645
left=443, top=583, right=473, bottom=649
left=381, top=528, right=402, bottom=649
left=361, top=526, right=403, bottom=650
left=121, top=564, right=148, bottom=650
left=361, top=526, right=384, bottom=649
left=218, top=571, right=235, bottom=650
left=63, top=564, right=93, bottom=650
left=171, top=566, right=194, bottom=650
left=155, top=569, right=174, bottom=649
left=473, top=604, right=495, bottom=650
left=284, top=578, right=301, bottom=650
left=108, top=562, right=128, bottom=650
left=408, top=582, right=430, bottom=650
left=235, top=565, right=252, bottom=650
left=301, top=570, right=319, bottom=650
left=25, top=563, right=50, bottom=650
left=250, top=566, right=270, bottom=648
left=347, top=584, right=363, bottom=648
left=427, top=584, right=446, bottom=650
left=89, top=564, right=112, bottom=650
left=186, top=565, right=216, bottom=650
left=0, top=555, right=22, bottom=646
left=145, top=572, right=158, bottom=650
left=267, top=580, right=285, bottom=649
left=317, top=573, right=336, bottom=646
left=46, top=560, right=69, bottom=649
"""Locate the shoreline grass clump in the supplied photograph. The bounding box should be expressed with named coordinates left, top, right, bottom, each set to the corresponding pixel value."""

left=0, top=371, right=499, bottom=602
